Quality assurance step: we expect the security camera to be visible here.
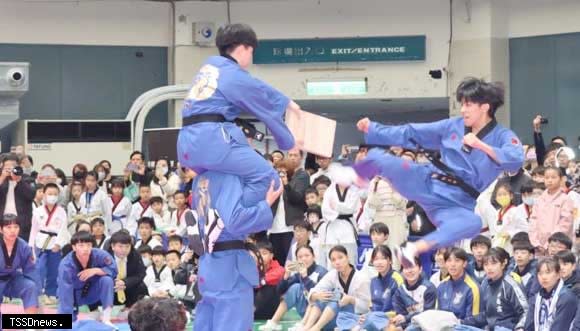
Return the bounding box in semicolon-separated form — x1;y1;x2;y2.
7;68;25;87
0;62;29;98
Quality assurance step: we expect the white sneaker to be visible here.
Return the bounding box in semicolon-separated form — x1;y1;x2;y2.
288;322;304;331
258;319;282;331
396;242;417;269
101;320;119;331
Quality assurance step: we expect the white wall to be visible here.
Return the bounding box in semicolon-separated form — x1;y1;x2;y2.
0;0;170;46
509;0;580;38
175;0;451;100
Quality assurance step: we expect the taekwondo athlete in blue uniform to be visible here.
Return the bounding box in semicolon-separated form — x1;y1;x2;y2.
191;173;283;331
57;231;118;329
0;214;38;329
178;23;303;208
333;77;524;267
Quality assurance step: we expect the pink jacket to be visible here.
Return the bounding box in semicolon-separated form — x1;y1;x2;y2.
529;189;575;250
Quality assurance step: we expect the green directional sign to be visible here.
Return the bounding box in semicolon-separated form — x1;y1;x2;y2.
254;35;426;64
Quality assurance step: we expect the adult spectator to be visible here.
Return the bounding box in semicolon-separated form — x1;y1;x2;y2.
0;153;36;241
129;151;153;186
128;297;188;331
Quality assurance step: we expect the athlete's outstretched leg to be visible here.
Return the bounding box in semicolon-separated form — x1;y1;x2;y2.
421;206;482;250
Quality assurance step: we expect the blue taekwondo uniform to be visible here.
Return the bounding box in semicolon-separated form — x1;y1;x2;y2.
178;55;295;208
191;171;275;331
0;237;37;308
353;117;524;248
57;248;117;320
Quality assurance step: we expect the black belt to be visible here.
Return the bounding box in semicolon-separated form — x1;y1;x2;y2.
431;173;480;200
331;214;360;245
212;240;267;286
337;214;354;221
182;114;231;126
40;230;57;236
212;240;246;252
0;274;11;281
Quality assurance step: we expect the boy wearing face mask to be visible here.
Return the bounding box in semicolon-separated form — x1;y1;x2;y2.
29;183;70;305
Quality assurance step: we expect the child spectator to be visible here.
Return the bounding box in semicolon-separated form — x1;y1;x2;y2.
392;256;437;329
169;191;189;236
143;246;174;298
168;234;193;263
530;166;574;255
511;241;537;297
254;241;285;320
360;222;389;280
260;245;328;331
304;187;319;207
128;185;153;237
555;250;580;297
287;221;313;262
79;171;111;233
467;235;491;284
306;205;327;268
135;217;162;249
165;250;187;299
524;257;578;330
430;248;450;288
32;183;44;209
108;230;147;309
138;245;153;268
90;217;108;250
436;248;482;321
150;196;170;233
66;181;84;234
28;183;69;305
108;178;132;234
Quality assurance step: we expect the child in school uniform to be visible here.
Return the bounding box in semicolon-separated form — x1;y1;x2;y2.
29;183;70;305
286;221;314;263
360;222;389;280
108;179;132;235
128;185;154;238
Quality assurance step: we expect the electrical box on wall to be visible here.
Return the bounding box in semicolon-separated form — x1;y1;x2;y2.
194;22;216;47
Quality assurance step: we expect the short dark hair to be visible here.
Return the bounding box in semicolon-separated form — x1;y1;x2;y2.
482;247;510;270
470;235;491;250
138;245;153;255
128;297;188;331
85;171;98;180
130;151;144;160
43;183;60;193
512;241;535;254
548;232;573;250
369;222;390;236
168;235;183;244
305;187;318;196
149;196;164;205
537;256;560;273
544;166;564;178
306;205;322;219
400;256;422;269
75;220;91;233
444;247;469;262
110;231;133;245
551;136;568;145
510;232;531;245
531;166;545;176
555;250;576;264
111;178;125;188
328;245;349;259
215;23;258;56
166;250;181;259
151;245;165;256
371;245;392;262
295;244;315;257
257;241;274;254
173;190;186;198
520;181;536;194
138;217;156;230
90;217;105;227
312;175;331;188
71;231;94;246
293;221;312;232
35;183;45;191
456;77;505;116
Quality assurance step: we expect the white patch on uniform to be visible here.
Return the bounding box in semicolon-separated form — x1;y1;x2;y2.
188;64;219;101
309;272;320;283
453;291;464;305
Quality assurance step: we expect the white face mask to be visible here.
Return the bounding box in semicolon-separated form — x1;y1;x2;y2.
142;257;151;267
522;196;536;206
98;172;106;181
160;167;169;175
56;178;62;185
45;195;59;205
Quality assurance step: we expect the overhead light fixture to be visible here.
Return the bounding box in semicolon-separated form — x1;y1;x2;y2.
306;78;367;96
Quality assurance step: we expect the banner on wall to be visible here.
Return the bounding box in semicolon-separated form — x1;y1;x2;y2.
254;35;426;64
